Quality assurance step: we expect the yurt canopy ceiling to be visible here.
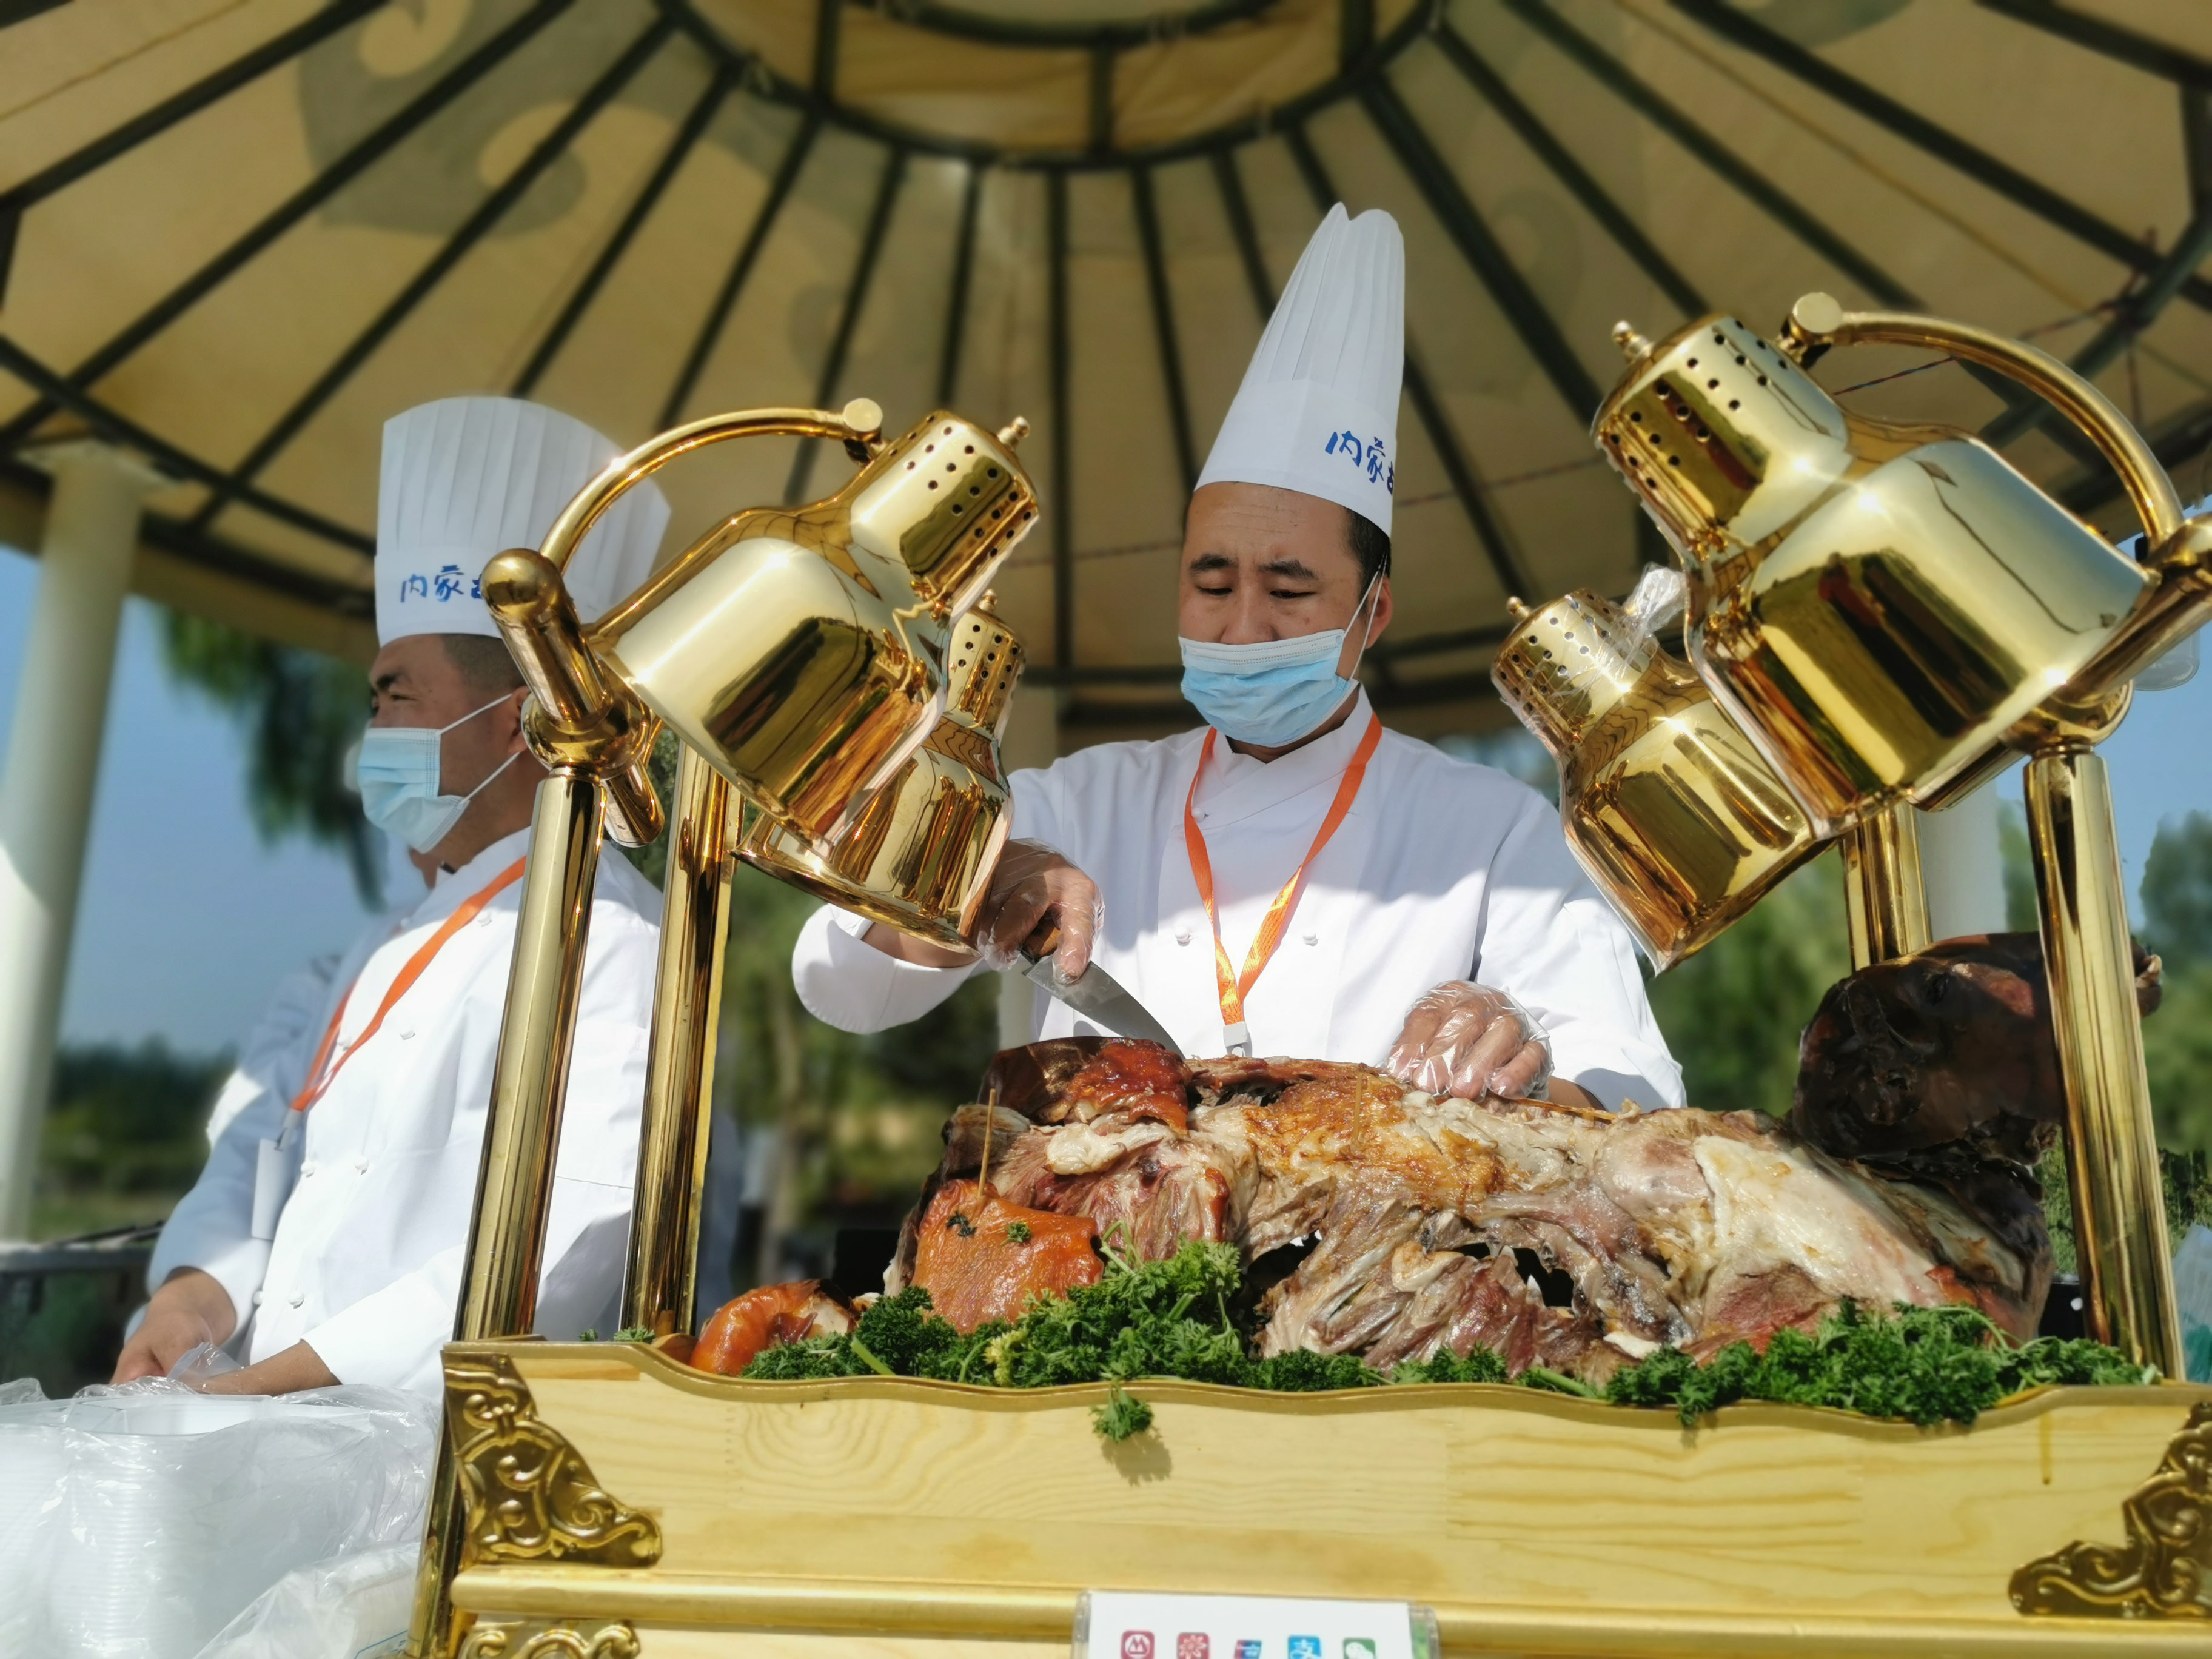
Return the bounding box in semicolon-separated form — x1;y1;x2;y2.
2;0;2209;736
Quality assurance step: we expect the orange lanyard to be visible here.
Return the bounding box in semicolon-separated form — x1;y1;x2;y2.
1182;713;1381;1054
289;857;526;1113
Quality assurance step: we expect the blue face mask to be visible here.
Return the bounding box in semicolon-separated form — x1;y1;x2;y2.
354;694;519;853
1178;576;1379;749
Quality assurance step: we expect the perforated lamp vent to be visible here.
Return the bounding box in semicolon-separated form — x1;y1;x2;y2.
1492;591;1655;756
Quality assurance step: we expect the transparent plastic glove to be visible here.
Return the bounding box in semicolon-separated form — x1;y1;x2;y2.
973;839;1107;980
167;1342;243;1389
1385;980;1552;1101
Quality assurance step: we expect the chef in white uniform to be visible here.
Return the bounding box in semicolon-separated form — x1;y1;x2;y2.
116;398;670;1397
794;207;1682;1114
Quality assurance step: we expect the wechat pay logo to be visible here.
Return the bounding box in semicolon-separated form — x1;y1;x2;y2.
1343;1641;1377;1659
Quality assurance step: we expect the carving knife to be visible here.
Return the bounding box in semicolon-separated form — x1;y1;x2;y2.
1017;922;1181;1051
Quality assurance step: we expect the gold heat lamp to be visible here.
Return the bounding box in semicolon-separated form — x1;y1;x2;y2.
407;401;1040;1658
1558;295;2212;1381
737;594;1023;951
1491;577;1825;970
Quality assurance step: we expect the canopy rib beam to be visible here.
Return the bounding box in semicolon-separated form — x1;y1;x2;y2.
1283;125;1529;596
0;0;388;297
650;0;1433;173
514;63;734;399
786;147;911;504
1358;81;1601;420
936;164;985;406
0;338;371;553
189;18;677;534
1974;1;2212;92
1132;166;1199;493
1049;170;1074;671
1211;149;1276;316
659;112;822;429
1667;0;2212;313
1983;205;2212;450
1;0;574;454
1499;0;1915;308
1431;22;1707;318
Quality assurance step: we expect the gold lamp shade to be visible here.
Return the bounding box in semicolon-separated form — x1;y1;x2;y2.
1493;586;1823;970
1593;310;2150;837
585;409;1037;850
736;597;1024;954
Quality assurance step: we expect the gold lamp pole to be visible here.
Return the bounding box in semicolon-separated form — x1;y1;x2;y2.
1773;295;2207;1373
1552;293;2212;1376
407;398;1042;1658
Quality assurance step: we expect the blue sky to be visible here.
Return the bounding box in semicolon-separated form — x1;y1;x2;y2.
0;546;398;1051
0;540;2208;1054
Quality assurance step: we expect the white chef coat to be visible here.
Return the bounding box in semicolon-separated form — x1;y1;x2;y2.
149;826;663;1396
793;690;1683;1109
201;950;346;1148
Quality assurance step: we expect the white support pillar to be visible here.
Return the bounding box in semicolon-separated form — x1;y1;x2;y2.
1917;779;2011;943
996;683;1062;1051
0;444;157;1239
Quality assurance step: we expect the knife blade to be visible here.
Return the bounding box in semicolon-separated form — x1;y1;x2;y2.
1018;923;1181;1051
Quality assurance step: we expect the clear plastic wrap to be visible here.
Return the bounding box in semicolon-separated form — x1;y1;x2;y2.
1384;980;1553;1102
0;1378;434;1659
192;1543;417;1659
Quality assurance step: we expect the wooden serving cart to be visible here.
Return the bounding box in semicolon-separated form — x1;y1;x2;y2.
435;1343;2212;1657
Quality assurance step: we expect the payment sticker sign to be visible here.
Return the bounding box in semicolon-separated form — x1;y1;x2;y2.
1082;1594;1420;1659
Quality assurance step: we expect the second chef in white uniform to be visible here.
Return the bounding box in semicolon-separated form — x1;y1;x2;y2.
794;207;1681;1114
118;398;670;1396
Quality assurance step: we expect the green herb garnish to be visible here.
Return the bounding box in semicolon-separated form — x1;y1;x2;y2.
739;1241;2149;1439
1007;1221;1033;1244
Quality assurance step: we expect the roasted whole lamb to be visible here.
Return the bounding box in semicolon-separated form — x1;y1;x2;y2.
702;935;2120;1384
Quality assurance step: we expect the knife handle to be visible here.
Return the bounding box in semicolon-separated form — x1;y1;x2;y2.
1021;919;1061;965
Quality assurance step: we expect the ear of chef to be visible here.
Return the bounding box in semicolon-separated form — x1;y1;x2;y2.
1181;480;1393;671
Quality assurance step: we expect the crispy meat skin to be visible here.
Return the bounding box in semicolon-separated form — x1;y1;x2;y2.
890;1035;2049;1382
910;1179;1104;1333
692;1280;854;1375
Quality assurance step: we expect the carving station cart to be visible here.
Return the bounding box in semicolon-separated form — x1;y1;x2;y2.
409;298;2212;1658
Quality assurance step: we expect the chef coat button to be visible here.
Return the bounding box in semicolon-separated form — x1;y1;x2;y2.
300;1161;317;1177
400;1028;415;1040
251;1290;264;1307
1303;930;1319;946
353;1156;369;1173
1175;930;1193;945
289;1292;305;1308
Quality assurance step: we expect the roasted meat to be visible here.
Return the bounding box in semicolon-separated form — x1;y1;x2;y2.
910;1178;1104;1332
886;1035;2051;1384
693;1279;855;1375
706;943;2081;1384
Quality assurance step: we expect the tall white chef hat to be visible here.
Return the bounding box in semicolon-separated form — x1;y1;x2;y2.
1195;204;1404;535
375;396;671;645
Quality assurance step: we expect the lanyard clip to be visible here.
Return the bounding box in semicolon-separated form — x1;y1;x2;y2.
1223;1020;1252;1057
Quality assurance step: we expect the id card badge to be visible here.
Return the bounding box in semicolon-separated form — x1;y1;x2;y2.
251;1114;301;1241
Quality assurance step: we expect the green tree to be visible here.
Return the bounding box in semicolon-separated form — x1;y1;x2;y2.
161;613;383;907
1645;852;1852;1116
2142;812;2212;973
2140;814;2212;1153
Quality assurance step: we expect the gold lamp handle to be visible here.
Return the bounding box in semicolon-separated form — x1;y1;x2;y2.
1777;293;2182;548
537;399;886;575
